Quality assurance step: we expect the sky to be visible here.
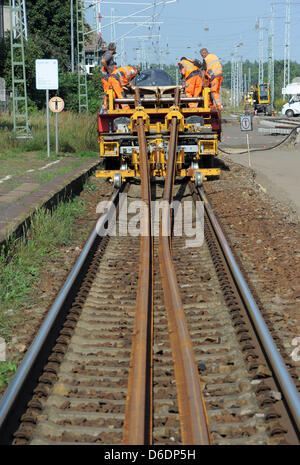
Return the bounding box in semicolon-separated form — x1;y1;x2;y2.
86;0;300;66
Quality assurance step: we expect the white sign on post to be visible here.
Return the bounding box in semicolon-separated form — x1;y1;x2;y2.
36;59;59;157
36;59;59;90
240;115;253;168
240;115;252;131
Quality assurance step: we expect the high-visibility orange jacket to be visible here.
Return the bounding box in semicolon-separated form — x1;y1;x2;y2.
177;59;201;80
115;66;138;86
203;54;223;81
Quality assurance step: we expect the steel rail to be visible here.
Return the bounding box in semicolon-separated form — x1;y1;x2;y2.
123;115;153;444
158;89;211;445
197;186;300;435
0;189;122;444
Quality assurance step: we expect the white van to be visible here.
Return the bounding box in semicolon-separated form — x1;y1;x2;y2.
282;95;300;117
282;83;300;117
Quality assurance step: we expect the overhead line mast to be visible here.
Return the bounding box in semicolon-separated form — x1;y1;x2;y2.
283;0;291;89
10;0;30;138
76;0;88;112
268;4;275;105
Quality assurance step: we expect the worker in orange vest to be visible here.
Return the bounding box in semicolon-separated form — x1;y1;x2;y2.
101;42;117;91
100;42;117;111
177;58;203;107
108;66;140;109
194;48;223;110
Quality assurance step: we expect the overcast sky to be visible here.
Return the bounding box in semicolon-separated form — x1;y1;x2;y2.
87;0;300;66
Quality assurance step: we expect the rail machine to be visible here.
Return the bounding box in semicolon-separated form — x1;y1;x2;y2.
95;69;222;187
244;83;273;116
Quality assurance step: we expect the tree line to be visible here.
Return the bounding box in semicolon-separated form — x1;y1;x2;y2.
0;0;102;112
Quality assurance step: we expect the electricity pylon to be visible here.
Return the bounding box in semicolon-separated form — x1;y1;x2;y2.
10;0;31;138
76;0;88;112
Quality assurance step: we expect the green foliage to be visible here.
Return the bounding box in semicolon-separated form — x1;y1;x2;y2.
0;110;99;153
0;197;86;340
0;1;105;114
87;68;103;113
25;0;75;71
274;97;286;111
0;362;17;390
58;72;78;112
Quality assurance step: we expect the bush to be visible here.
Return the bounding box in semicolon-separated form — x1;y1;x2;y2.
274;97;286;111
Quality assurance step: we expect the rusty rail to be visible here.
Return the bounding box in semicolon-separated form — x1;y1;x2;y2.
158;88;211;445
123;106;153;444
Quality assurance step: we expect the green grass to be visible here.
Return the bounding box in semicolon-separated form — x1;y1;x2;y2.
0;197;86;342
32;159;87;184
0;111;99;155
0;361;17;391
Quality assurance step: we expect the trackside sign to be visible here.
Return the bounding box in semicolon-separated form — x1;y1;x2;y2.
240;115;253;131
36;59;59;90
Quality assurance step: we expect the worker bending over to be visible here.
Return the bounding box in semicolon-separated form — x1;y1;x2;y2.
194;48;223;110
108;66;140;109
177;58;202;107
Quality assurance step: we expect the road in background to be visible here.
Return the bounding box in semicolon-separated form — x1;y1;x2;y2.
221;120;300;216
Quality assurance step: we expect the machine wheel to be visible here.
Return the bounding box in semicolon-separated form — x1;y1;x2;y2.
286;109;294;118
186;116;205;126
113;173;122;189
195;172;203;187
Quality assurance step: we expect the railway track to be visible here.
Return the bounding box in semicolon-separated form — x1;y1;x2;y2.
0;105;300;445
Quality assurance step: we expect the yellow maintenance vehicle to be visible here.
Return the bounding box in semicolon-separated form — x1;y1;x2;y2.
244;83;273;116
95;68;221;188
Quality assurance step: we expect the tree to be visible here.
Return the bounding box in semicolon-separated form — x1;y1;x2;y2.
25;0;75;71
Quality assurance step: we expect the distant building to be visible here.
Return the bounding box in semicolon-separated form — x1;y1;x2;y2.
3;5;10;35
85;33;108;74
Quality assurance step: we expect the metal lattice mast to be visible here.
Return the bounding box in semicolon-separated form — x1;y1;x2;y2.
76;0;88;112
110;8;116;43
231;43;243;107
268;4;275;105
231;55;235;106
120;38;125;66
283;0;291;89
71;0;75;72
258;18;264;84
10;0;30;138
234;59;239;106
248;67;251;91
93;0;102;67
237;57;243;104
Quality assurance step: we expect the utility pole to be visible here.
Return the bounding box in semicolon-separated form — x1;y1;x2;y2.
283;0;291;89
10;0;30;138
110;8;116;43
76;0;88;112
231;54;234;106
70;0;75;73
120;38;125;66
71;0;75;72
268;4;275;105
248;67;251;91
258;18;264;84
231;43;243;107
